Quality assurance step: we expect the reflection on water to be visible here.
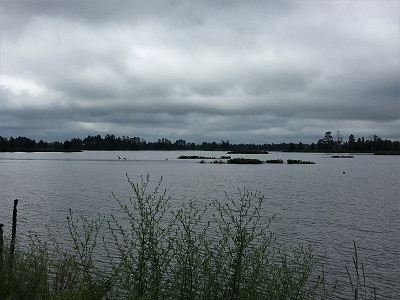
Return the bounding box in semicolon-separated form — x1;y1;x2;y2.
0;151;399;299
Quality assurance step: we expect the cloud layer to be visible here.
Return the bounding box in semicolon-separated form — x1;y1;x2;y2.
1;0;399;143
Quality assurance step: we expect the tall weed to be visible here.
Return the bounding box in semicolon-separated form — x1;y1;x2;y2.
346;241;377;300
108;174;174;299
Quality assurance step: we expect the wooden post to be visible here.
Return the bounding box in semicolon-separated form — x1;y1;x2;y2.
10;199;18;261
0;223;3;269
0;223;3;256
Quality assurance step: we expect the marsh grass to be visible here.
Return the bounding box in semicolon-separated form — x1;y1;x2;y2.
0;174;376;300
227;158;264;164
266;159;284;164
0;237;49;300
287;159;315;164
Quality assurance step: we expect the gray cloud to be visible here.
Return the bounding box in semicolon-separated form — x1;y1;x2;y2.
1;0;399;144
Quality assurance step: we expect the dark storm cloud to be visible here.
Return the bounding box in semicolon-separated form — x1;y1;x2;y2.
1;0;399;143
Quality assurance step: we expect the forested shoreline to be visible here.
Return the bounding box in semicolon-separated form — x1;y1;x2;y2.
0;132;399;153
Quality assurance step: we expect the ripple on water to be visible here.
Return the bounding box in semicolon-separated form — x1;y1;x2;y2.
0;151;399;299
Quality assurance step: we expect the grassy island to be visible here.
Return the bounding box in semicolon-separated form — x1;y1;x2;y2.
178;155;210;159
266;159;284;164
227;158;264;164
179;155;232;160
287;159;315;164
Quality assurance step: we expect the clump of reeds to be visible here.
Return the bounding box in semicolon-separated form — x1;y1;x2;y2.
266;159;284;164
287;159;315;164
0;237;50;299
228;158;264;164
179;155;208;159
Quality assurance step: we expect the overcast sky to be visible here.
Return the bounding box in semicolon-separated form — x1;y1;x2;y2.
1;0;399;144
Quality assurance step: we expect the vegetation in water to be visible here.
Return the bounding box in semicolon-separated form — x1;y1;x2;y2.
178;155;210;159
227;158;264;164
266;159;284;164
0;175;378;300
287;159;315;164
178;155;230;160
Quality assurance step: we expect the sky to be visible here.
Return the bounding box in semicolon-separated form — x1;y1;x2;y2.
0;0;399;144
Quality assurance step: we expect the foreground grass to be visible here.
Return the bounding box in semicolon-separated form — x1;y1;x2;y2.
0;175;376;300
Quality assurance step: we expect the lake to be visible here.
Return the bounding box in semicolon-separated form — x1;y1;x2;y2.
0;151;399;299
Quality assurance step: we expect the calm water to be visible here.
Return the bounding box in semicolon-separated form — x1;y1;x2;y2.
0;151;399;299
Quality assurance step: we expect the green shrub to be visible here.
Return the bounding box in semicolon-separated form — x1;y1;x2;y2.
0;238;49;300
109;174;174;299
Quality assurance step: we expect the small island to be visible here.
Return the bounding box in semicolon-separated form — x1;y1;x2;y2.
227;158;264;164
287;159;315;164
266;159;284;164
178;155;231;160
178;155;211;159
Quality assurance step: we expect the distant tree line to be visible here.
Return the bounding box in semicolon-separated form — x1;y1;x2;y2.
312;131;400;153
0;132;399;153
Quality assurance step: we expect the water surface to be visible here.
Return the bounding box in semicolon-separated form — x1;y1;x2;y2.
0;151;399;299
